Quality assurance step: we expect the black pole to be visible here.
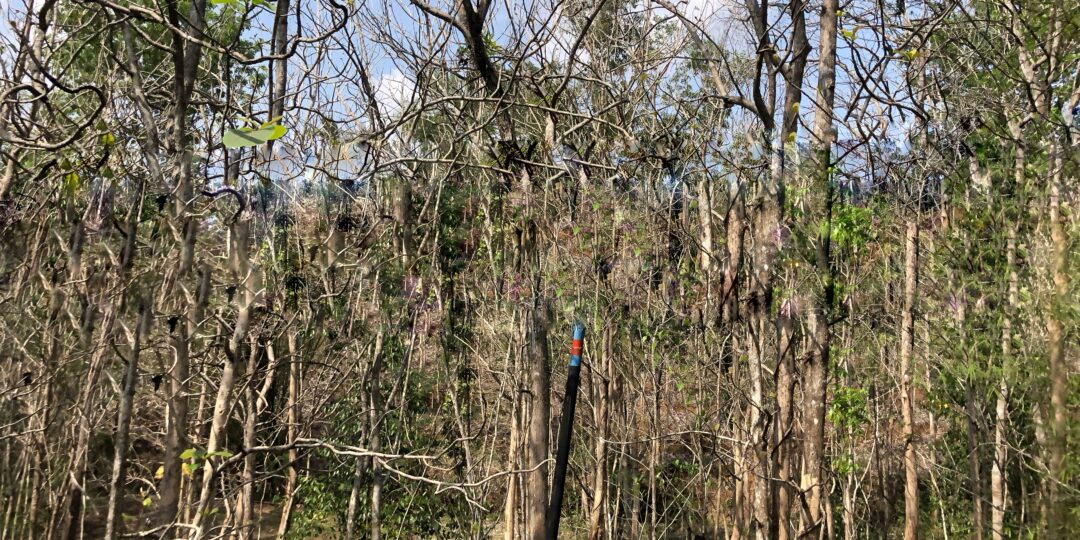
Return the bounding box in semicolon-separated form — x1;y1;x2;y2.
546;322;585;539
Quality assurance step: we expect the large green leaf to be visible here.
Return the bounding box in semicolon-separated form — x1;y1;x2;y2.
222;124;288;149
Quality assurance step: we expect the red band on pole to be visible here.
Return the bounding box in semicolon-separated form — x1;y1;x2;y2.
570;339;583;356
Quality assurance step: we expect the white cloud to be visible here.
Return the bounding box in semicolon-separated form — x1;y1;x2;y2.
373;68;416;118
656;0;736;30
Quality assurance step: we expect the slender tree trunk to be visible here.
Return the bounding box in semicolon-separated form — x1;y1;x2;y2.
104;304;152;540
698;177;715;277
1045;138;1070;539
276;332;301;538
746;182;772;539
966;385;985;540
650;360;662;538
141;0;209;520
900;219;920;540
369;328;384;540
774;12;809;529
59;304;116;540
949;203;985;540
235;340;259;540
190;348;239;538
505;390;522;540
505;318;524;540
992;120;1024;540
801;0;839;533
344;448;368;540
268;0;289;128
962;276;984;540
589;325;612;540
525;293;551;539
346;331;382;540
991;370;1009;540
775;291;796;540
191;209;253;538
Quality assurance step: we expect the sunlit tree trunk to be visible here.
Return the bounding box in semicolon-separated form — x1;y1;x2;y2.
369;330;384;540
103;304;151;540
589;324;612;540
801;0;839;533
900;219;919;540
1045;137;1070;539
524;290;551;539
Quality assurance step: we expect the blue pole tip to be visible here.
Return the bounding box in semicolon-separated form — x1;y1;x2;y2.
569;323;584;367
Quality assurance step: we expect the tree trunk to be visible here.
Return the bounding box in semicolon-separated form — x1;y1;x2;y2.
992;119;1024;540
1045;138;1069;539
588;324;612;540
346;331;382;540
58;304;116;540
775;290;796;540
801;0;839;533
276;333;301;538
900;219;919;540
369;327;385;540
966;385;985;540
103;304;151;540
189;348;240;538
505;392;522;540
191;210;254;538
235;340;259;540
525;294;551;539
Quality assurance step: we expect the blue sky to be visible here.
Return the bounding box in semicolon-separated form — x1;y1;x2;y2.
0;0;922;184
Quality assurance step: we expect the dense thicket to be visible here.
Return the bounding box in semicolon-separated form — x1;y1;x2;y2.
0;0;1076;538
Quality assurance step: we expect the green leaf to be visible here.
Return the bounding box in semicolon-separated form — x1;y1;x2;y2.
62;172;80;196
180;448;198;460
267;124;287;140
142;497;153;508
222;124;287;148
223;129;262;148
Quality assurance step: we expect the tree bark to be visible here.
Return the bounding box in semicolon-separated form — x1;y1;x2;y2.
588;324;612;540
801;0;839;533
992;117;1025;540
966;385;985;540
369;328;385;540
276;333;301;538
190;206;253;538
900;219;919;540
525;294;551;539
103;303;152;540
1045;138;1070;539
346;331;382;540
233;340;259;540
